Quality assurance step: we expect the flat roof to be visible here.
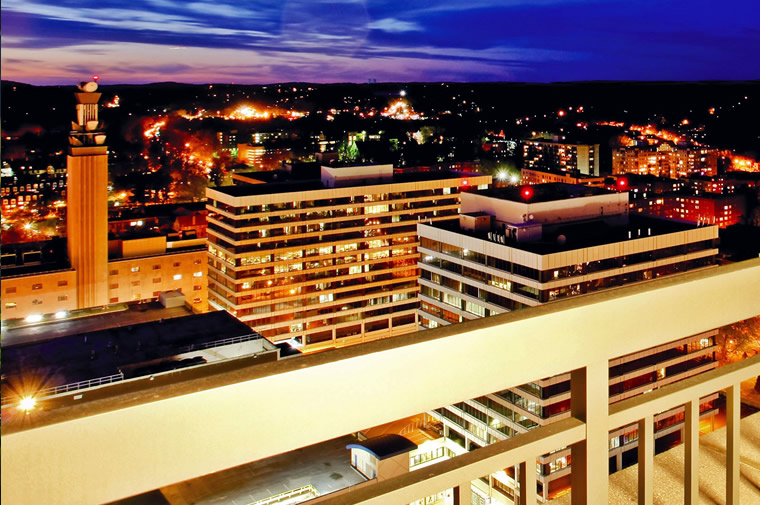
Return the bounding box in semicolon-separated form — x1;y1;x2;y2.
1;310;257;396
213;169;485;197
476;183;613;204
347;434;417;459
428;214;708;255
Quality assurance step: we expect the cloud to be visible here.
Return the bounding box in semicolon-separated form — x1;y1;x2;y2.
368;18;423;33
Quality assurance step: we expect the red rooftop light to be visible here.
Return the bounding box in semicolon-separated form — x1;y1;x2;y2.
522;186;534;199
617;178;628;189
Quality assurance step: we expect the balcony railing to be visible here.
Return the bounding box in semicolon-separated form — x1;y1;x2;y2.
1;258;759;505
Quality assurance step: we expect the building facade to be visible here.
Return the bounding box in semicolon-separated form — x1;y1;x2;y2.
205;164;491;352
522;141;600;176
612;145;718;178
416;184;720;501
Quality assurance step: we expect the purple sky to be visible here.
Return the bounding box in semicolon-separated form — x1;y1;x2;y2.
2;0;759;85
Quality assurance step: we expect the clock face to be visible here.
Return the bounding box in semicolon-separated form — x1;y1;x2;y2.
83;81;98;92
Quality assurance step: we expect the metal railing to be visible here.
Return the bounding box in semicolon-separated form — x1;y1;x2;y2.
248;484;320;505
0;372;124;407
177;332;264;353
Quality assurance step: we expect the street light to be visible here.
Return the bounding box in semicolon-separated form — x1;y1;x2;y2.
18;396;36;413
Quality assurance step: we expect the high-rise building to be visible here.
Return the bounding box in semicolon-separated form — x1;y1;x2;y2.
205;163;491;352
522;140;600;176
416;184;720;501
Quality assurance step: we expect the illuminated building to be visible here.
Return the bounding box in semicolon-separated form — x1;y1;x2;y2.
657;193;746;228
237;143;292;170
612;145;718;178
417;184;719;501
66;81;110;308
522;140;600;176
521;167;606;187
205;163;491;352
1;83;208;320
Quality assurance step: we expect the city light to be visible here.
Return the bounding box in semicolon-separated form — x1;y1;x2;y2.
54;311;68;319
18;396;37;413
25;314;43;323
521;186;534;200
495;170;508;182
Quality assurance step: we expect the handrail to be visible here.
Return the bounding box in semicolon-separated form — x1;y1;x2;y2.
0;372;125;406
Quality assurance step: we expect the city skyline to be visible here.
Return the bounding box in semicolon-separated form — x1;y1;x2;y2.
2;0;759;85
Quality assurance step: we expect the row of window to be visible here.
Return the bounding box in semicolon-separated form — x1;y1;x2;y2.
109;258;203;275
5;295;69;308
6;280;68;293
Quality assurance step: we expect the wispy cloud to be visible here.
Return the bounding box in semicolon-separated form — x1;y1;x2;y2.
368;18;423;33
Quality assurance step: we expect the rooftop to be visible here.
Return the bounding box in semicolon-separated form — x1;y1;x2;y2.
212;168;484;197
1;309;258;397
429;214;707;255
476;183;613;204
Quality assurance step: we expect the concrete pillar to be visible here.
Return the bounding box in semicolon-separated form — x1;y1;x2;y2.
637;415;653;505
454;481;473;505
616;452;622;472
684;398;699;505
519;460;536;505
726;384;740;505
570;363;608;505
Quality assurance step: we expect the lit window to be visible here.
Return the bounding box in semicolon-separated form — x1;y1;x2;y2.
5;302;16;309
131;266;140;273
173;274;182;280
32;283;42;290
193;285;202;291
193;271;202;277
193;297;202;304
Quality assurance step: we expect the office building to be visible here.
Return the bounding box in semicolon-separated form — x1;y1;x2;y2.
205;163;491;352
417;184;720;501
523;140;600;176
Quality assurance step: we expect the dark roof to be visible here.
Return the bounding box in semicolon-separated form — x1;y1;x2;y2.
477;183;612;203
431;214;705;256
347;434;417;459
212;169;483;197
1;310;257;392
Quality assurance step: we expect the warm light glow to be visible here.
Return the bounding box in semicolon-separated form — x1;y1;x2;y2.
54;311;68;319
522;186;534;199
25;314;43;323
18;397;37;412
381;99;421;120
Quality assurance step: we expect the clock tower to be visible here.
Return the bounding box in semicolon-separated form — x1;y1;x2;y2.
67;81;109;308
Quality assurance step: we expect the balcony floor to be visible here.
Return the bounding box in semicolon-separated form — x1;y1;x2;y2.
555;409;760;505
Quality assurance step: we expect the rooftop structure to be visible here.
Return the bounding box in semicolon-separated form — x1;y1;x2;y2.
1;309;280;408
205;164;491;352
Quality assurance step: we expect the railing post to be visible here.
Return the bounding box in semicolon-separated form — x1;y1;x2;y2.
570;363;608;505
726;384;740;505
684;398;699;505
453;480;472;505
637;415;653;505
518;460;536;505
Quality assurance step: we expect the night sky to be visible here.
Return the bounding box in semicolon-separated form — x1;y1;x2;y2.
2;0;759;85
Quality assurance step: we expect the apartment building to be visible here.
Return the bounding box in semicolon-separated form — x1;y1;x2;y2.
205;163;491;352
416;184;720;501
522;140;600;176
612;144;718;178
521;167;606;187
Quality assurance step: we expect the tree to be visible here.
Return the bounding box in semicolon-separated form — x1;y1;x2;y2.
338;140;359;162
